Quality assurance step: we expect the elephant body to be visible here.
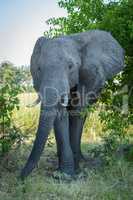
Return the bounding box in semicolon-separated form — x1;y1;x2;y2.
21;30;125;179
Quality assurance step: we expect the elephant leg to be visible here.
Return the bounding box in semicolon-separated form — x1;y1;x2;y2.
69;113;86;170
68;85;87;170
54;128;61;170
54;109;75;175
20;107;56;179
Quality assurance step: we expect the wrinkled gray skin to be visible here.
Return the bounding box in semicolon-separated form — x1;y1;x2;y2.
21;30;125;179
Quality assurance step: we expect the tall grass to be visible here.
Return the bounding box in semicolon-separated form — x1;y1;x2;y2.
0;93;132;200
13;93;103;141
13;93;40;136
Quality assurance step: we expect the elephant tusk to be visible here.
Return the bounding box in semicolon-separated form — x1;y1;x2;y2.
26;96;41;108
60;94;69;107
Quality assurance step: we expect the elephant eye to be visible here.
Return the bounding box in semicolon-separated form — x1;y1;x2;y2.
69;64;73;70
38;67;41;72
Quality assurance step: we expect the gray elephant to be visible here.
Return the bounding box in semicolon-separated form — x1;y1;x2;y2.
21;30;125;179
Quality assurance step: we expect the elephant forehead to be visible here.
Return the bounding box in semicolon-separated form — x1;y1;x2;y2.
42;38;80;60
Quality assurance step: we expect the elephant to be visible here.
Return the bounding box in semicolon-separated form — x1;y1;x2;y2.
21;30;125;179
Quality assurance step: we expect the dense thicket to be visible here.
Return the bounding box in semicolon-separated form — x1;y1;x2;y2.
45;0;133;109
45;0;133;155
0;62;31;154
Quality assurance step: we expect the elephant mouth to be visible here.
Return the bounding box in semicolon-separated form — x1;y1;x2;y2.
60;94;69;107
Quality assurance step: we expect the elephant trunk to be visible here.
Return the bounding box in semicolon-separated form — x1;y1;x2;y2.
20;106;57;179
21;81;69;179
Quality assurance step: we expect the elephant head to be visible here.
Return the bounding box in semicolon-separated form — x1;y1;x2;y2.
30;36;82;106
21;30;125;179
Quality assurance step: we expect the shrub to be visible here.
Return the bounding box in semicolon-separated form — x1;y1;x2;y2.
0;62;22;155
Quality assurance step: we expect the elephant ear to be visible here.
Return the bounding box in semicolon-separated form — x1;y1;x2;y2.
30;36;48;91
79;31;125;98
30;36;47;74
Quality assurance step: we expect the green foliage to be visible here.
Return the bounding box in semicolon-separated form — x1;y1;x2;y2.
99;0;133;55
45;0;105;37
0;62;22;155
16;66;33;92
45;0;133;158
99;0;133;112
45;0;133;106
97;79;133;161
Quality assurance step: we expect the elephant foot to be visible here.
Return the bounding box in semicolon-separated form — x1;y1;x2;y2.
20;168;31;181
56;160;75;180
74;158;80;172
79;152;88;161
73;153;80;171
57;154;75;176
20;161;36;180
60;161;75;176
52;170;74;181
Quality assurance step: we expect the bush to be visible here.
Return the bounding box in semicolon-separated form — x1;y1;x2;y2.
0;62;23;155
98;76;133;162
45;0;133;161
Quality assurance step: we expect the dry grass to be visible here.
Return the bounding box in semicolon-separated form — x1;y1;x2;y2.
0;144;133;200
0;93;133;200
13;93;103;140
